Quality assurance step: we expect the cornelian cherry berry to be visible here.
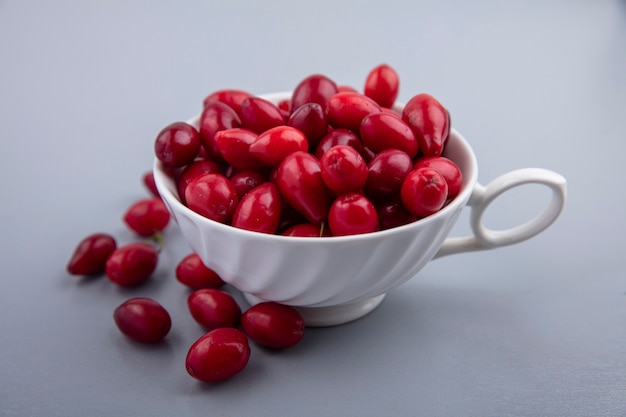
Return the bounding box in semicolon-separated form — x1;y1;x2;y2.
401;167;449;218
67;233;117;276
175;253;225;289
185;173;239;223
402;93;450;157
241;302;305;349
105;242;158;287
198;101;241;163
113;298;171;344
364;149;413;201
326;92;381;131
187;288;242;330
229;170;266;199
203;89;252;118
328;193;379;236
287;103;328;149
186;328;250;383
249;126;308;166
291;74;338;110
214;128;266;172
123;198;170;237
413;156;463;199
360;112;418;158
154;122;201;168
320;145;368;195
142;172;160;198
231;182;282;234
364;64;400;108
177;159;222;203
239;96;285;133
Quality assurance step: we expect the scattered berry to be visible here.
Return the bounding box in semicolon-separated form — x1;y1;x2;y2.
113;298;171;343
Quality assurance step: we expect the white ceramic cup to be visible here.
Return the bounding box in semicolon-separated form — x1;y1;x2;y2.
153;92;567;327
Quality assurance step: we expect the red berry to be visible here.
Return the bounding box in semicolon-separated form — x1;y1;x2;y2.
249;125;308;166
105;242;158;287
185;173;239;223
400;167;448;217
402;93;450;157
229;170;267;199
359;112;418;158
113;298;171;343
123;198;170;237
187;289;242;330
314;128;363;160
413;156;463;199
239;96;286;133
231;182;282;234
175;253;225;289
177;159;222;203
320;145;368;195
276;151;332;224
213;128;266;172
67;233;117;275
241;302;305;349
291;74;338;110
328;193;379;236
364;149;413;201
326;92;381;132
198;102;241;163
364;64;400;108
142;172;160;198
286;103;328;149
202;89;252;118
376;200;417;230
154;122;201;168
185;328;250;383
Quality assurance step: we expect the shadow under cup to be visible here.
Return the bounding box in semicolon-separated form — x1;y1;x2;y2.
153;95;480;326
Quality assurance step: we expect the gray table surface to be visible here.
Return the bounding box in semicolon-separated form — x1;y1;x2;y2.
1;1;625;416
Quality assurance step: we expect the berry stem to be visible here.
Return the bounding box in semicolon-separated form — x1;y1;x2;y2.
146;231;164;253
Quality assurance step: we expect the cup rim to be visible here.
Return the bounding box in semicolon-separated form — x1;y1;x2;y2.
153;93;479;244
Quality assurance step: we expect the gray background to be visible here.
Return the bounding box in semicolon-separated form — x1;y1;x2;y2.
1;1;625;416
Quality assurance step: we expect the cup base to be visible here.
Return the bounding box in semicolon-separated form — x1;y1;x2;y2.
242;293;387;327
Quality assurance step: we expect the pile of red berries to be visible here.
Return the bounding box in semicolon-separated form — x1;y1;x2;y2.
156;64;462;237
66;63;463;383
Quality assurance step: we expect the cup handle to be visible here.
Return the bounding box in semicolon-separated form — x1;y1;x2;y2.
434;168;567;259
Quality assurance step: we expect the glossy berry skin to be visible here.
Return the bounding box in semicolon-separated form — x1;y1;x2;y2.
214;128;266;172
67;233;117;275
359;112;418;158
241;302;305;349
249;126;308;166
314;128;363;160
287;103;328;149
231;182;282;234
185;173;239;224
105;243;158;287
229;170;266;199
291;74;338;110
177;159;222;203
328;193;379;236
326;92;381;132
320;145;368;195
364;149;413;201
185;328;251;383
376;200;417;230
154;122;201;168
199;101;241;163
402;93;450;157
401;167;449;218
113;298;171;344
276;151;332;224
239;96;286;133
123;198;170;237
364;64;400;108
202;89;252;118
281;223;332;237
142;172;160;198
175;253;225;289
187;289;242;330
413;156;463;199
